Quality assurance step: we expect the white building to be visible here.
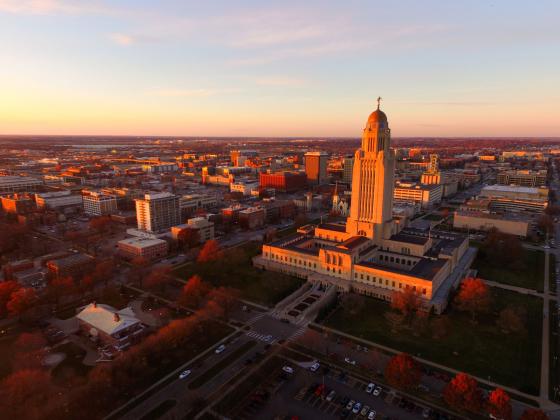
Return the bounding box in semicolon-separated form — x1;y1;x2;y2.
35;190;83;210
83;192;118;216
180;194;218;215
393;183;443;209
230;181;259;196
142;163;179;173
135;192;181;233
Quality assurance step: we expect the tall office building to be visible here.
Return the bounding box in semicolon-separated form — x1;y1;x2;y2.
135;192;181;233
304;151;329;185
83;192;118;216
342;156;354;185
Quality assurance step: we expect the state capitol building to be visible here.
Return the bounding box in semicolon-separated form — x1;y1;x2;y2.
254;104;476;313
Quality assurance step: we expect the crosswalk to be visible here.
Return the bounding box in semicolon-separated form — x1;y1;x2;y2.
246;330;277;344
246;312;267;325
287;325;308;342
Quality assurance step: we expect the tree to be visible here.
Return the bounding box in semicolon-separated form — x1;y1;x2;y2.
384;353;421;391
207;286;240;319
482;230;523;267
0;280;21;318
443;372;483;413
486;388;512;420
391;288;421;325
455;278;492;323
7;287;39;318
496;305;527;335
537;215;554;234
520;408;549;420
0;369;53;419
13;332;47;370
178;275;211;308
48;276;75;304
177;227;200;249
143;267;171;293
92;259;115;286
89;216;112;233
197;239;223;263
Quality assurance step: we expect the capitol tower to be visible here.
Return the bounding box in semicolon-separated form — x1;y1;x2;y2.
346;98;396;242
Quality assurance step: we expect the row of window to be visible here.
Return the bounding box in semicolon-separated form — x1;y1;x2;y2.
266;252;318;269
354;271;427;295
378;253;414;266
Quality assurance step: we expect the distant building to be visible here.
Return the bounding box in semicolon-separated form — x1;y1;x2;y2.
135;192;181;233
342;156;354;185
497;170;547;187
117;237;168;260
304;151;329;185
394;182;443;209
76;303;146;350
141;163;179;173
0;194;36;215
230;181;259;196
259;171;306;193
46;253;95;278
0;176;42;193
239;207;266;229
35;191;83;210
83;192;118;216
453;210;530;237
180;194;218;216
171;217;215;243
230;150;258;167
480;185;549;214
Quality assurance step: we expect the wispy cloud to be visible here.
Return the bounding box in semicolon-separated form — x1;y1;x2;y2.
255;77;306;87
148;88;242;98
0;0;114;15
109;33;134;46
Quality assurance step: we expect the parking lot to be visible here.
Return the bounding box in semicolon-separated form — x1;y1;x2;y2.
251;360;455;420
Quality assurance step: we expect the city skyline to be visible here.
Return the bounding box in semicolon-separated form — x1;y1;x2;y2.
1;0;559;137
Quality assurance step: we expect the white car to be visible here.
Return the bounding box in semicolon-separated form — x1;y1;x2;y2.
368;410;377;420
352;402;362;414
366;383;375;393
282;366;294;374
344;357;356;365
215;344;226;354
309;362;320;372
179;369;191;379
373;386;382;397
326;390;336;401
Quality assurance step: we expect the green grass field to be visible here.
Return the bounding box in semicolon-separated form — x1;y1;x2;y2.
324;287;543;395
473;246;545;291
173;242;304;306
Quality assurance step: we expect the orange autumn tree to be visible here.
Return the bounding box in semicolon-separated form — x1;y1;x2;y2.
178;275;211;308
197;239;223;263
391;288;421;325
384;353;421;391
443;372;483;413
486;388;512;420
455;277;491;323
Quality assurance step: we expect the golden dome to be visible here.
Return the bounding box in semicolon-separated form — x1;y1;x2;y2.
367;108;387;123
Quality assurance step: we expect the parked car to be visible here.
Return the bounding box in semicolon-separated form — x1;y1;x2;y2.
346;400;355;410
215;344;226;354
366;383;375;393
310;362;320;372
368;410;377;420
326;390;336;401
361;405;370;416
282;366;294;374
344;357;356;365
352;402;362;414
373;386;382;397
179;369;191;379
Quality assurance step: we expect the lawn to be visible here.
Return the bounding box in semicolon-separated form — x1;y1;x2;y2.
324;287;543;395
173;241;304;306
473;246;545;291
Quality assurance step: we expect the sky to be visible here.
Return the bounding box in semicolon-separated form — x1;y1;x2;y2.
0;0;559;138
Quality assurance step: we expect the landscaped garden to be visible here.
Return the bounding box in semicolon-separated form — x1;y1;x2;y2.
173;241;304;306
323;287;543;395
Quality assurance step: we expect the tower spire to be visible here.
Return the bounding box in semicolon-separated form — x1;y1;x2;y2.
377;96;382;110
